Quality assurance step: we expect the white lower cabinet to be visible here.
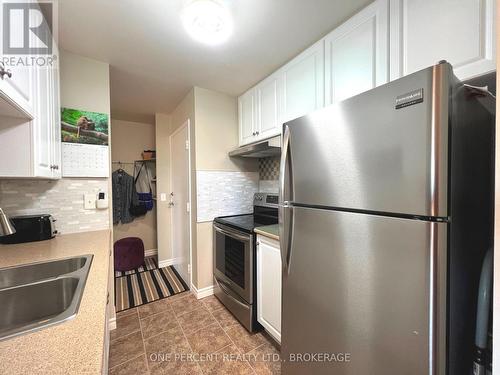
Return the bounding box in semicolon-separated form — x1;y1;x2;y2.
256;235;281;343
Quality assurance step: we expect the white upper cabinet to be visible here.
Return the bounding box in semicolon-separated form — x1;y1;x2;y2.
51;46;62;179
238;89;256;146
325;0;389;104
239;71;282;146
237;0;495;143
256;73;281;140
0;4;61;179
33;40;60;179
279;40;325;123
389;0;496;81
0;0;34;118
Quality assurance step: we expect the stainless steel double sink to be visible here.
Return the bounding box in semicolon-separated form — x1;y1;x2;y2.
0;254;93;341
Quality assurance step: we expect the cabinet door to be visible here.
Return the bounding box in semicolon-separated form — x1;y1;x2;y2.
0;0;34;117
280;41;324;123
255;73;281;140
257;236;282;343
238;89;256;146
325;0;389;104
50;42;61;178
390;0;496;80
32;63;53;178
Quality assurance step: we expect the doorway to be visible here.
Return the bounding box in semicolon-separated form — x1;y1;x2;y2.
170;119;192;286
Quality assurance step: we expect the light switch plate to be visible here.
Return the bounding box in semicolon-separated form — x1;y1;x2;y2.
84;194;96;210
160;193;167;202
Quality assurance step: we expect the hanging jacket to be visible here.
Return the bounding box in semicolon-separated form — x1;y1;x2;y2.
112;169;138;224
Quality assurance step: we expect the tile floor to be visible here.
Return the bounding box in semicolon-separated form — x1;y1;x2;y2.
109;291;281;375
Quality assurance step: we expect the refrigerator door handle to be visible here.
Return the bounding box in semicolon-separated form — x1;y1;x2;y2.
279;125;293;272
279;125;291;205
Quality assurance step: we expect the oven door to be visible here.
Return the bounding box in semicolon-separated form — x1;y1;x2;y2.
213;223;253;304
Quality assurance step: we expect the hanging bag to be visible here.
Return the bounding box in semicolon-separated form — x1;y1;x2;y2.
134;162;154;211
129;163;148;217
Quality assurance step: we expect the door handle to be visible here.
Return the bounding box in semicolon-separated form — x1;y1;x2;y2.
214;224;252;243
279;125;293;273
215;278;249;309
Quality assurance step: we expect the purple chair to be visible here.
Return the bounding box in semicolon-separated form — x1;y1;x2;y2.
114;237;145;272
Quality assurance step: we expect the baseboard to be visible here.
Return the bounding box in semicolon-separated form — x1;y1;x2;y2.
191;283;214;299
109;317;116;331
145;248;158;257
158;257;182;268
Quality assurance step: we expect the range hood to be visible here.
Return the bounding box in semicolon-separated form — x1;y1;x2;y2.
229;136;281;158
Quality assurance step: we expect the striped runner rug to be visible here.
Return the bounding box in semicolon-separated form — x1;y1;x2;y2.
115;265;189;312
114;256;157;277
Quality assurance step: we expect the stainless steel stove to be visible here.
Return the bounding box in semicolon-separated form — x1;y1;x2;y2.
213;193;278;332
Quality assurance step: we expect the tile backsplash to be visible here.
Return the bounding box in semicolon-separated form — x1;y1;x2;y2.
0;178;110;234
196;171;259;222
259;156;280;180
259;156;280;193
259;180;279;194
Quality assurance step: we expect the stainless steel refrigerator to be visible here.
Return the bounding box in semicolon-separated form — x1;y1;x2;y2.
279;62;494;375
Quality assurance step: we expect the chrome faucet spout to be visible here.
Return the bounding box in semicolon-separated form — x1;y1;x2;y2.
0;208;16;236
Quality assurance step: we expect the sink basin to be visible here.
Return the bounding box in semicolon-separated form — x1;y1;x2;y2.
0;278;79;337
0;255;93;341
0;256;89;289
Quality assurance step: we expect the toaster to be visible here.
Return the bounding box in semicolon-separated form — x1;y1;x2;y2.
0;214;57;244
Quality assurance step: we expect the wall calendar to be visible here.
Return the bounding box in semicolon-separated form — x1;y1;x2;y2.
60;107;110;178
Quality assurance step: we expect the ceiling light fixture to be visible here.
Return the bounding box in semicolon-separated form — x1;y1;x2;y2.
181;0;233;46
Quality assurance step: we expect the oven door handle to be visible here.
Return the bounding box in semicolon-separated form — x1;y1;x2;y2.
215;277;249;308
214;225;252;243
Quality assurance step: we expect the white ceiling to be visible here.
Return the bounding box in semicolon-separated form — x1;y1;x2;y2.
58;0;372;121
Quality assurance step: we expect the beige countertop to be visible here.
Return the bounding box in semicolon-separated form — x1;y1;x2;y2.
0;230;111;375
255;224;279;241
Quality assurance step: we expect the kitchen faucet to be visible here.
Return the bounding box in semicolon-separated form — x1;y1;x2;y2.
0;208;16;236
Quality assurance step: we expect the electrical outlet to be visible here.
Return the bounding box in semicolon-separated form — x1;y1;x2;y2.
84;194;96;210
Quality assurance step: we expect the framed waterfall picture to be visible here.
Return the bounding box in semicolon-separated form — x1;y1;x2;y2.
60;108;110;177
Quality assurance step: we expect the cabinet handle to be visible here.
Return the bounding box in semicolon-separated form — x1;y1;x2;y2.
50;165;54;170
0;63;12;79
256;131;260;135
252;132;255;136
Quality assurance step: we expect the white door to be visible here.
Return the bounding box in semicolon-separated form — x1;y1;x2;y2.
257;235;282;343
325;0;389;104
279;40;325;123
170;121;191;285
389;0;496;81
255;73;281;140
238;90;256;146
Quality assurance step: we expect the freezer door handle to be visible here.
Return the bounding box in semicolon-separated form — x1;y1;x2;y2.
279;125;293;273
